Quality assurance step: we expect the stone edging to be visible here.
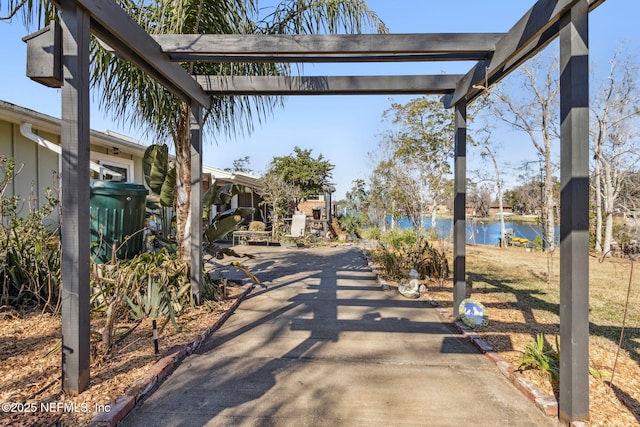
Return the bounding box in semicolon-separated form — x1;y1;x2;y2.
361;248;567;423
434;305;559;417
87;282;254;427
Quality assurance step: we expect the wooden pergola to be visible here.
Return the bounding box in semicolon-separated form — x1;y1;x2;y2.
39;0;602;423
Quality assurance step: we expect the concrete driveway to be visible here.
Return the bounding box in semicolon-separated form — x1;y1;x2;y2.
120;244;558;427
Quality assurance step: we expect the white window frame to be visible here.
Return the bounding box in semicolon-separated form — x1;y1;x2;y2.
90;151;134;181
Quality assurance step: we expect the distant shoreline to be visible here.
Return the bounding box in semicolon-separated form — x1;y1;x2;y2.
435;213;541;223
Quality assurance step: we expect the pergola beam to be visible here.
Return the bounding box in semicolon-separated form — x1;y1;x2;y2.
196;75;463;95
58;0;210;108
444;0;606;108
153;33;503;63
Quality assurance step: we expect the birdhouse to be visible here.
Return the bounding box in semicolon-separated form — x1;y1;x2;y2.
23;21;62;88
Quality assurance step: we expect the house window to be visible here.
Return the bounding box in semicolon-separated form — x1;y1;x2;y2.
90;152;134;181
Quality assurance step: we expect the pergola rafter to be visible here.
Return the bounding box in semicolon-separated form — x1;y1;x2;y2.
68;0;210;107
151;33;504;63
446;0;606;107
195;75;464;96
38;0;603;423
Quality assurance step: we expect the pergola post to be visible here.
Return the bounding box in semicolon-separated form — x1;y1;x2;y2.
453;102;467;319
190;101;204;303
59;0;91;393
559;0;590;423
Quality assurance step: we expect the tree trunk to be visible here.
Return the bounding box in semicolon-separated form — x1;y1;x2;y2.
545;160;555;250
602;162;616;257
431;205;437;235
542;106;555;252
486;147;506;248
174;102;192;262
603;209;614;256
594;161;603;253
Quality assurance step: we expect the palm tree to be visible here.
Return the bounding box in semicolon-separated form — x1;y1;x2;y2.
89;0;386;261
4;0;385;260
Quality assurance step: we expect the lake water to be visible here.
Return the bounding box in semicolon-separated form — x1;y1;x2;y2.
392;217;559;246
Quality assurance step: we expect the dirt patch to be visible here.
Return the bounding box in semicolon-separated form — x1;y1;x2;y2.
0;283;246;426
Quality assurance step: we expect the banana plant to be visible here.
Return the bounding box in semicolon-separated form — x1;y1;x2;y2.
202;182;252;223
143;144;175;207
204;207;255;244
143;144;256;245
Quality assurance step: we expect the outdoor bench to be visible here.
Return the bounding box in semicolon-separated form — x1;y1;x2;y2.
232;230;272;246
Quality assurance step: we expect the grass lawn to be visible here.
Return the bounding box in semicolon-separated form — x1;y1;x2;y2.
425;243;640;425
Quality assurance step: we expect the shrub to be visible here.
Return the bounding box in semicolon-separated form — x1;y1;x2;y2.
372;228;449;281
91;249;230;352
361;226;381;240
382;228;416;250
518;333;560;383
0;157;61;313
531;235;544;250
337;212;368;237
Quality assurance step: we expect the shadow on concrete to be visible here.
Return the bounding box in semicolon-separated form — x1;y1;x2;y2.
121;246;554;427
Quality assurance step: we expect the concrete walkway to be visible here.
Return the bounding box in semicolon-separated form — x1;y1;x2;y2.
120;245;558;427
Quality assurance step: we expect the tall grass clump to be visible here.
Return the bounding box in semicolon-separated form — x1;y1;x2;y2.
372;228;449;281
0;156;61;313
361;226;381;241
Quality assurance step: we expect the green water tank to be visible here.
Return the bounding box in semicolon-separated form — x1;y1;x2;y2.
90;180;148;263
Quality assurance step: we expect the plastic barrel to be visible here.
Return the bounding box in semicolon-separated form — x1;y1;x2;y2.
90;180;148;263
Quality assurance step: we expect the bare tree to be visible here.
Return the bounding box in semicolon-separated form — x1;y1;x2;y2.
480;145;507;247
257;172;299;238
590;50;640;255
504;177;544;215
467;182;492;218
492;54;559;251
372;96;456;243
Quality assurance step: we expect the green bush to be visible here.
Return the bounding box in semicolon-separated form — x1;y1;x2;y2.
381;228;416;250
337;212;369;237
0;157;61;313
371;228;449;281
518;333;560;383
361;226;381;240
91;249;229;352
91;250;217;325
531;235;544;250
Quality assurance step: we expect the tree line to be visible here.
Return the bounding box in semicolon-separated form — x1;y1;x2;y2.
343;46;640;256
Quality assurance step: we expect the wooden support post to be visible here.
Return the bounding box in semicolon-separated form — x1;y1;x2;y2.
559;0;590;423
190;101;203;303
60;0;90;394
453;102;467;319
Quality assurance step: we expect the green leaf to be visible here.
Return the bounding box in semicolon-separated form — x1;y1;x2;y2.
202;183;252;222
218;247;256;259
160;166;176;207
222;207;255;219
144;144;169;194
205;214;243;243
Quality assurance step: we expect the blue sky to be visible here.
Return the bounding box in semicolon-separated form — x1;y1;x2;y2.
0;0;637;199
